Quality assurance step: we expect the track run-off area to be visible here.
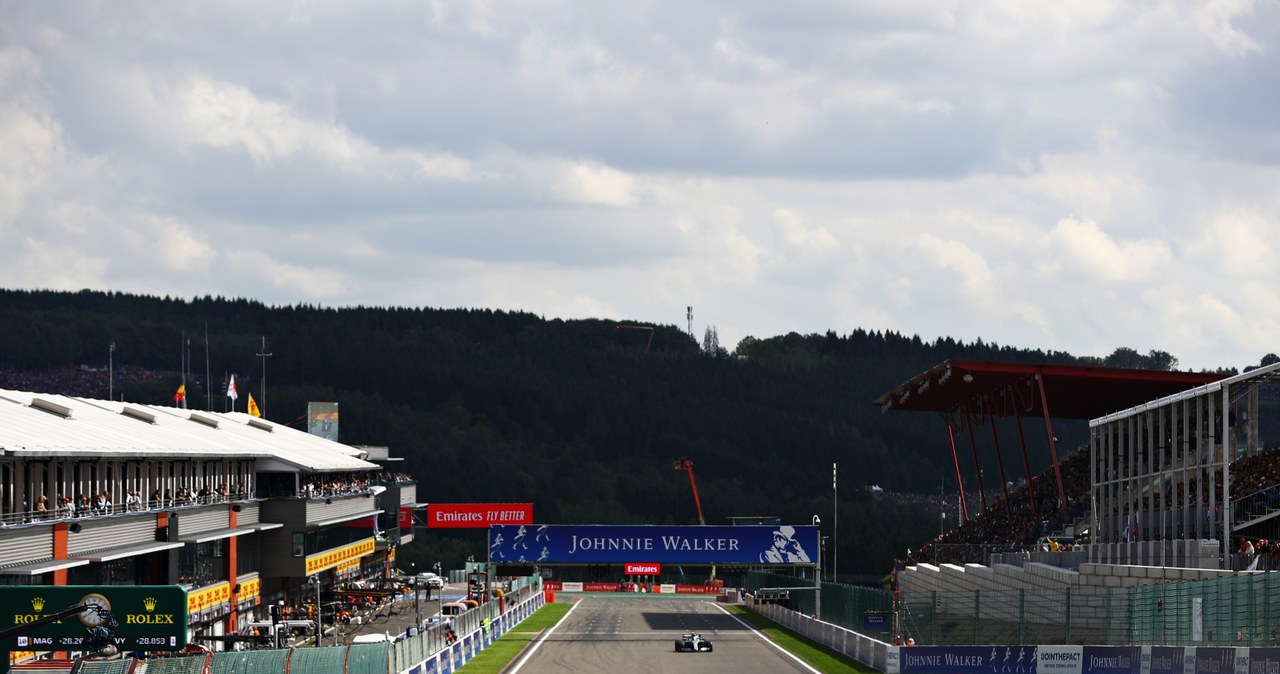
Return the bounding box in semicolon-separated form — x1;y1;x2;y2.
506;594;824;674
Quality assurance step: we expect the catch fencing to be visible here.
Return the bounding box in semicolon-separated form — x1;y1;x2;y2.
899;570;1280;647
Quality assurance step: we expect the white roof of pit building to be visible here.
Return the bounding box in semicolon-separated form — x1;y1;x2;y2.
0;389;379;473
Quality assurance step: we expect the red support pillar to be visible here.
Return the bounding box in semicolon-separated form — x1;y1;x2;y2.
966;412;988;514
1036;373;1068;510
943;414;969;522
1011;399;1040;522
985;400;1013;515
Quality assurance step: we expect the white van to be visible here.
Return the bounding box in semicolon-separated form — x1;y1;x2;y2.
439;601;468;617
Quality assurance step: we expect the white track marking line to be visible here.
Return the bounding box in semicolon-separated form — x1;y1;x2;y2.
708;601;822;674
507;599;583;674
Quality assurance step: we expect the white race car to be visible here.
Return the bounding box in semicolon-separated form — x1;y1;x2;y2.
675;633;714;652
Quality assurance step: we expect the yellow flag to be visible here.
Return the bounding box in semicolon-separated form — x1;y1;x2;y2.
247;393;261;418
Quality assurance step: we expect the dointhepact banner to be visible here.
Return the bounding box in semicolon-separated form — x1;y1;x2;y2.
486;524;819;564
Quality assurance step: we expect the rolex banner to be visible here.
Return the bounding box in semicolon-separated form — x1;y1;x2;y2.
1;585;188;650
486;524;818;565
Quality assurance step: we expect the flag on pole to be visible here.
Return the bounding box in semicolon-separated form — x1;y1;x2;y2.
173;384;186;405
227;374;239;401
247;393;261;418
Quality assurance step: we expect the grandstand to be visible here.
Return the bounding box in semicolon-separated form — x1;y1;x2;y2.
881;360;1280;646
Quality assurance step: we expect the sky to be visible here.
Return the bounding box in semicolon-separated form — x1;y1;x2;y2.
2;1;1279;372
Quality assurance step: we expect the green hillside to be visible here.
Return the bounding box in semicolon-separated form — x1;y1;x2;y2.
0;288;1220;577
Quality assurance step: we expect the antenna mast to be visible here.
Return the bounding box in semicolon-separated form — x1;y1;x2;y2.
256;336;272;418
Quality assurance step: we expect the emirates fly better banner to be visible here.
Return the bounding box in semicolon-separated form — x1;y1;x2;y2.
487;524;819;565
428;503;533;528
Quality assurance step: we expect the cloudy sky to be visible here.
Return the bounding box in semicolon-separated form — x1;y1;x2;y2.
3;1;1279;371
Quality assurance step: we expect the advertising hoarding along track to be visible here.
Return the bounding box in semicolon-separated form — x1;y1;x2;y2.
487;524;819;565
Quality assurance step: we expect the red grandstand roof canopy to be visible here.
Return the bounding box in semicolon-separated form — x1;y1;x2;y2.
873;359;1225;420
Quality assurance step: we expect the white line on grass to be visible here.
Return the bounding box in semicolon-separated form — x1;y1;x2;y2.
507;598;583;674
709;602;822;674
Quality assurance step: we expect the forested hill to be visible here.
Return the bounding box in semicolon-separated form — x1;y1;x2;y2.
0;288;1198;575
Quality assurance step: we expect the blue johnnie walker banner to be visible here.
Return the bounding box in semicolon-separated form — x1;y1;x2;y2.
487;524;819;565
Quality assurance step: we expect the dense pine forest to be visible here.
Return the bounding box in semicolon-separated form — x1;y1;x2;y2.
0;289;1221;578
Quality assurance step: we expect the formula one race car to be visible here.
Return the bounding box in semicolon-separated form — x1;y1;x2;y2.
675;633;714;652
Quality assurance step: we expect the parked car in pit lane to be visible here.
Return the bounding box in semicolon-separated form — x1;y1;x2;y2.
675;633;713;652
416;572;446;590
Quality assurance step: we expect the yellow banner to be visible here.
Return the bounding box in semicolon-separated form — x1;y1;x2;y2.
305;538;375;575
237;577;261;601
187;581;231;613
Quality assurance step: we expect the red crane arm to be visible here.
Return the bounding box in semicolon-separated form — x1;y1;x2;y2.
673;457;705;525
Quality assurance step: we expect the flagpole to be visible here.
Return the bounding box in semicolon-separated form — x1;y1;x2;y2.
180;329;185;409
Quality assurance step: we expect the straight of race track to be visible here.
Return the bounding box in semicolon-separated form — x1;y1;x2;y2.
507;594;822;674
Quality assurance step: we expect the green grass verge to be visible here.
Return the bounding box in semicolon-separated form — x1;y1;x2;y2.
456;601;575;673
723;605;880;674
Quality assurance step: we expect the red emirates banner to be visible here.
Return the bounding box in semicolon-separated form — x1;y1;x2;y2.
625;563;661;575
427;503;534;528
399;507;414;529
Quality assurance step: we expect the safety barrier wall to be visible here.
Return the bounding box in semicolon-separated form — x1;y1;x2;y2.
889;644;1280;673
745;594;1280;674
744;593;891;672
394;575;545;674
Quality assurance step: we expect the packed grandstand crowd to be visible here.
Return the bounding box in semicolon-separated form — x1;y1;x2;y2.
898;447;1091;567
898;442;1280;569
0;365;170;399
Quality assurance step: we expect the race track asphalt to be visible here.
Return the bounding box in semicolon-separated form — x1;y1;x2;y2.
506;594;821;674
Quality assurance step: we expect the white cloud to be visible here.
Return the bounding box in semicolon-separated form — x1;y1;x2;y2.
1182;209;1273;275
713;38;783;74
172;76;471;180
546;160;639;207
1038;217;1172;283
1;1;1279;371
1196;0;1263;57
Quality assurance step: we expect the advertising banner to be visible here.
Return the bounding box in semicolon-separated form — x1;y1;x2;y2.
1246;647;1280;674
400;506;413;529
428;503;533;528
1080;646;1142;674
625;563;661;575
900;645;1035;673
1194;647;1238;674
1147;646;1191;674
307;402;339;442
487;524;819;564
2;585;189;651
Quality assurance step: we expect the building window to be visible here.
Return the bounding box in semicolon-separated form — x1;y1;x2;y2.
292;532;305;557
